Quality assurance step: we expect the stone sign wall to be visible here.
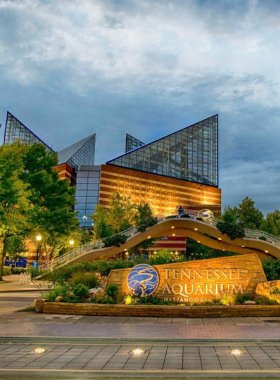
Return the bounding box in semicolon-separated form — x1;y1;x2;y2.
106;253;266;303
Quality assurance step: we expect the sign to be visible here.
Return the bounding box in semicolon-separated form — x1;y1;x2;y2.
107;253;266;303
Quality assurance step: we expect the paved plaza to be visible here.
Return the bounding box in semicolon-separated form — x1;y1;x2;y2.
1;291;280;378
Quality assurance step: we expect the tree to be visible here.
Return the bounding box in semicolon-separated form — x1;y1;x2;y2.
91;193;137;240
134;203;157;232
0;143;31;280
261;211;280;237
221;197;264;230
0;142;81;279
20;143;80;260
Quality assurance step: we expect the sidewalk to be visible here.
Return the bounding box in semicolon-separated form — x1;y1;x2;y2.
0;275;51;293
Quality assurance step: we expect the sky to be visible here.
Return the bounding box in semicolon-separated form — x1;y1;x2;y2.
1;0;280;213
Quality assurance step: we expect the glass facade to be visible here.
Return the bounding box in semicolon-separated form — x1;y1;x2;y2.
108;115;218;187
74;165;101;227
58;134;96;170
4;112;53;151
125;133;145;152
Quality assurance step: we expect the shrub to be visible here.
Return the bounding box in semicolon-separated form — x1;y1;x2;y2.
263;259;280;281
90;295;116;304
26;267;45;279
44;285;70;302
234;294;250;305
216;221;245;240
270;287;280;295
262;298;278;305
3;268;11;276
73;284;89;301
11;268;22;274
65;294;80;303
165;215;177;219
148;249;174;265
258;236;267;241
70;271;99;289
103;234;127;247
105;283;119;299
136;216;158;232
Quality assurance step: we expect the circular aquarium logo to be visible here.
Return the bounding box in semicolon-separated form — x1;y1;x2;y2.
197;209;214;222
127;264;159;297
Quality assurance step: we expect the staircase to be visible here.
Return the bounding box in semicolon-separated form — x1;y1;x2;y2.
40;209;280;271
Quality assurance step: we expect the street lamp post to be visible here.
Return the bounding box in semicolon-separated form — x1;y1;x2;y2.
82;215;87;228
69;240;74;246
36;235;42;268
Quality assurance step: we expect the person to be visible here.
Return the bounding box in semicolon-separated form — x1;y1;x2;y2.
178;205;184;217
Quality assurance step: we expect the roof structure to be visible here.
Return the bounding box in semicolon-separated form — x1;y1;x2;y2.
57;134;96;170
125;133;145;152
4;112;53;151
107;115;218;187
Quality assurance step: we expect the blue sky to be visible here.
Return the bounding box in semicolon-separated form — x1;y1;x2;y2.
1;0;280;213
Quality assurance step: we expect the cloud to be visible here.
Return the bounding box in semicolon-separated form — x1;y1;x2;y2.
0;0;280;212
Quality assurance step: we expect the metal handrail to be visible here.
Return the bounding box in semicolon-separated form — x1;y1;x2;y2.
40;208;280;271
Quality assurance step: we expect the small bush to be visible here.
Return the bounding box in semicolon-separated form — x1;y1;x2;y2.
136;216;158;232
234;294;250;305
65;294;80;303
44;285;69;302
90;295;116;304
105;283;119;299
103;234;127;247
3;268;11;276
11;268;22;274
270;287;280;295
263;259;280;281
71;271;99;289
73;284;89;301
258;236;267;241
262;298;278;305
216;221;245;240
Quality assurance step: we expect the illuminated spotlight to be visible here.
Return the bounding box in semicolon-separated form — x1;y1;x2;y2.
175;251;178;255
148;236;151;239
132;348;145;355
223;249;225;252
197;241;200;243
218;238;222;241
33;348;45;354
242;246;245;248
265;250;268;253
172;233;176;236
194;228;198;231
171;226;175;229
125;252;129;255
231;349;242;356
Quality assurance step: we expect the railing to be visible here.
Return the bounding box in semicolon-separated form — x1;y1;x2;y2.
40;208;280;271
39;225;138;271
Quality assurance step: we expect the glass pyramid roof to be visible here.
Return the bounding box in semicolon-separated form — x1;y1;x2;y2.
57;134;96;170
4;112;53;151
125;133;145;152
107;115;218;187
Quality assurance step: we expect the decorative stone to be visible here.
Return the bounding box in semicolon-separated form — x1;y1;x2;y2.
55;296;64;302
106;253;266;303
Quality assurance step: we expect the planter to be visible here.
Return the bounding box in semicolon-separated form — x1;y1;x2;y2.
34;300;280;318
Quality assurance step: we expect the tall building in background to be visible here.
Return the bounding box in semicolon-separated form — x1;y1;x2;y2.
2;111;221;228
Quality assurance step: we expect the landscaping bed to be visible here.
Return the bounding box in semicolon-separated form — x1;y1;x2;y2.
35;300;280;318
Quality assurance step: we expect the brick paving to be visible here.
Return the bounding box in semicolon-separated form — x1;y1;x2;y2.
1;342;280;371
1;313;280;340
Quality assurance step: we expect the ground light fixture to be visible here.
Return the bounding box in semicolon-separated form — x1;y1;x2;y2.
231;349;242;355
131;348;145;355
33;348;45;354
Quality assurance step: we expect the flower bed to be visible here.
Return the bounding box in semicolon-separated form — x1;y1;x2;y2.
35;299;280;318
